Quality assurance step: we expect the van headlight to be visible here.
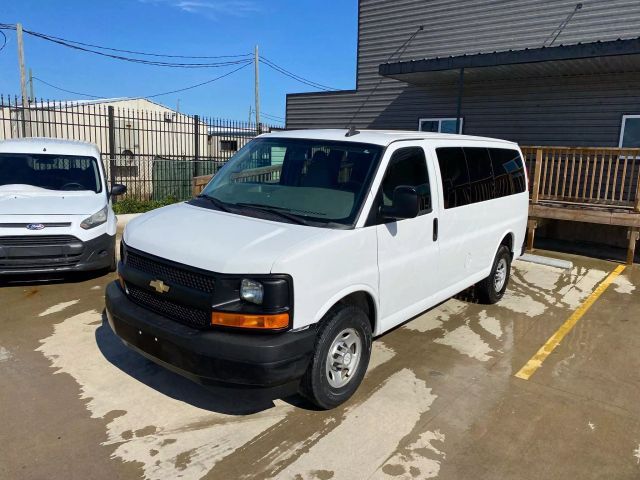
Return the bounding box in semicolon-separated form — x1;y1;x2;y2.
80;206;108;230
240;278;264;304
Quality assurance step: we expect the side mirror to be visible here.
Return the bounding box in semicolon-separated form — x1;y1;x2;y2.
111;184;127;196
380;186;420;220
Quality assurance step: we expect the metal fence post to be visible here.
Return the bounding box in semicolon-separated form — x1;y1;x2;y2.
108;106;116;191
194;115;200;177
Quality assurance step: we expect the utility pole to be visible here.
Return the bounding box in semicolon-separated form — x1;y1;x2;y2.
248;106;253;125
29;68;34;102
254;45;260;132
16;23;28;106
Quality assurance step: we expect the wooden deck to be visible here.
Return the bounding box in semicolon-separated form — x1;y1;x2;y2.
523;147;640;264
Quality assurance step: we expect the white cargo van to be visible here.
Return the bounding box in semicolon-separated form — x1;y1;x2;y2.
106;129;528;409
0;138;126;275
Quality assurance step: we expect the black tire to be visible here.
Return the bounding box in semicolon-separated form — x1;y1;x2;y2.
299;305;372;410
476;245;511;304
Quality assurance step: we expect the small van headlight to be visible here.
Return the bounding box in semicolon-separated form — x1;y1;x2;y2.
81;206;108;230
240;278;264;304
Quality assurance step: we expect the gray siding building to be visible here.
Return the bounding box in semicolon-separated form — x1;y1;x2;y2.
286;0;640;147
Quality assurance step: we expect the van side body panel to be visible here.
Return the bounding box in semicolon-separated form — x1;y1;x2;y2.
371;140;527;336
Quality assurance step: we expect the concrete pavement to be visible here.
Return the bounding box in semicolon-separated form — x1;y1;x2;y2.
1;251;639;479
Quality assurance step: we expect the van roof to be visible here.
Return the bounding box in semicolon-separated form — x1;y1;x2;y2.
0;138;101;157
259;129;518;147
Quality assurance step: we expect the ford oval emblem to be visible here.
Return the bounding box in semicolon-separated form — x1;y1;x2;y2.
26;223;45;231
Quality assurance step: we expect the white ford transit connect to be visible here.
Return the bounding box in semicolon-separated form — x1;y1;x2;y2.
0;138;126;275
106;129;528;409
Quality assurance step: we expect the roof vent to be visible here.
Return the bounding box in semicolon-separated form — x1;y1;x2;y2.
345;125;360;137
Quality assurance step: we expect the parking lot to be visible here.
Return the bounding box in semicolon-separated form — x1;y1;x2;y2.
1;251;639;480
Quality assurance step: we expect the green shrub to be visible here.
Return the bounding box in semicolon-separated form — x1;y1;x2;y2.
113;195;180;214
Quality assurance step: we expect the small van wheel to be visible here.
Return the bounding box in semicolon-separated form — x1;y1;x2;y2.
299;305;372;410
477;245;511;304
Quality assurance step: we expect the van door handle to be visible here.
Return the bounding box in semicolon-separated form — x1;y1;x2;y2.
433;218;438;242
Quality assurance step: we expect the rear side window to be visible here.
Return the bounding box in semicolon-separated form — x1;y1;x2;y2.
465;147;494;203
381;147;432;214
436;147;525;209
436;147;470;208
489;148;526;197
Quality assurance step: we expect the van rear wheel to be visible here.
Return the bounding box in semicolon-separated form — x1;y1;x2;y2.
477;245;511;304
299;305;372;410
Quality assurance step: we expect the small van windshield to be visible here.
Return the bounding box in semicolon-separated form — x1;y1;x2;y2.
0;153;102;193
199;138;383;226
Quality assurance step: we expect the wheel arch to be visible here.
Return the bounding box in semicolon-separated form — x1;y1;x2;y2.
314;286;378;335
498;230;515;258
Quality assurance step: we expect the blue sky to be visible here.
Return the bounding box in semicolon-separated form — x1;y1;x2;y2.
0;1;358;123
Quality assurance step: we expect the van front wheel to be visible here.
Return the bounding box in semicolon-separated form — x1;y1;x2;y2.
299;305;372;410
477;245;511;304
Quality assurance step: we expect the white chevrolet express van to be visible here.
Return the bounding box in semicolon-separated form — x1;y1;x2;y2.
0;138;126;275
106;129;528;409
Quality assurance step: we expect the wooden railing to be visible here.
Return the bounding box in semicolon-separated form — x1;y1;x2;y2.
522;147;640;211
192;175;212;196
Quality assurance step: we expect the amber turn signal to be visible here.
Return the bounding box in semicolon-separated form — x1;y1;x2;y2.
117;272;126;291
211;311;289;330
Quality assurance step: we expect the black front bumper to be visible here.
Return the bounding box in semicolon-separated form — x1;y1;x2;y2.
105;282;316;387
0;233;115;275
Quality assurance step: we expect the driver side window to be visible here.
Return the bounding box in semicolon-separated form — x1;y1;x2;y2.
381;147;431;214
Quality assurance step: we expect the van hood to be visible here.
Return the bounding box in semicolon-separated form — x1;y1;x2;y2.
0;186;106;215
123;202;334;274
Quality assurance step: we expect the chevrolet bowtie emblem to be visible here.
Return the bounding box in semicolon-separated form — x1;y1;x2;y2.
149;279;170;294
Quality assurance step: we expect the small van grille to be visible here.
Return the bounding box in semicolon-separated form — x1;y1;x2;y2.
127;285;210;329
126;250;215;293
0;235;80;246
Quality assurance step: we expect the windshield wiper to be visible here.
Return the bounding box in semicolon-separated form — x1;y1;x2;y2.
196;194;233;213
233;202;311;226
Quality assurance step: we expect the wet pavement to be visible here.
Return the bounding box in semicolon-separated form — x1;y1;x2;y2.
1;251;639;480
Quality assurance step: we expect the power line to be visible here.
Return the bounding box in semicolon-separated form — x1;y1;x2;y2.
146;62;252;98
32;77;103;99
259;57;338;91
0;23;253;68
17;29;251;59
262;111;285;121
0;30;7;52
32;62;252;100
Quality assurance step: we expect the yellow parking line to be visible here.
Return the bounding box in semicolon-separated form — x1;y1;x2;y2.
515;264;626;381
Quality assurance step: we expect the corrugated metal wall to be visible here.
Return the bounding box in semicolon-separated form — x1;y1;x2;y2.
286;0;640;145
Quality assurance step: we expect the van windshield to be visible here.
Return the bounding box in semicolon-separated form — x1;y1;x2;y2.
0;153;102;193
199;138;383;227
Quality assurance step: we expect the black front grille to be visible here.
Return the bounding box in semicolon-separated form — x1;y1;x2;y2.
127;250;215;293
127;284;210;329
0;235;80;246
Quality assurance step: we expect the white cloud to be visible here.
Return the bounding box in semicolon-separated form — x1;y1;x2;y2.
142;0;260;18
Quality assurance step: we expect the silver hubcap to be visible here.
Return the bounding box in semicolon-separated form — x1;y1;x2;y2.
325;328;362;388
494;258;508;292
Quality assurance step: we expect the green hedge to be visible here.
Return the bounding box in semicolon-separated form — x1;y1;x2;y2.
113;196;179;214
